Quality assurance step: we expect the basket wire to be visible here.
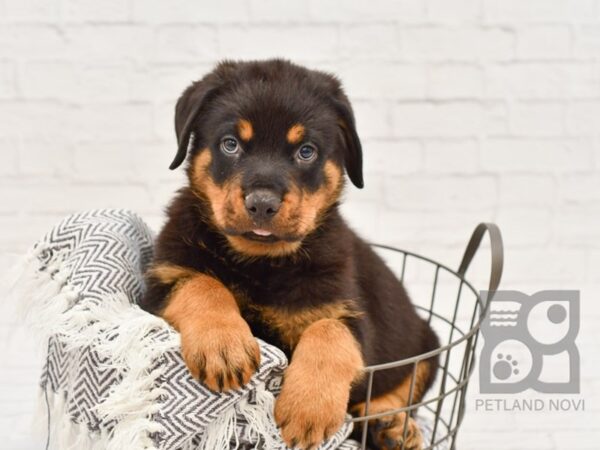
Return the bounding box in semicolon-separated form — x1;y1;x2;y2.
350;223;503;450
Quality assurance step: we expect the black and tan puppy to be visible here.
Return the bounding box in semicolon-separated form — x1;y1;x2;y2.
141;59;439;450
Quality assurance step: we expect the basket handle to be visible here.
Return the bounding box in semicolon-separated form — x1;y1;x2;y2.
457;223;504;294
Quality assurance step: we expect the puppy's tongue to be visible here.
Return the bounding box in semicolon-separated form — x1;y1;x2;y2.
252;229;272;237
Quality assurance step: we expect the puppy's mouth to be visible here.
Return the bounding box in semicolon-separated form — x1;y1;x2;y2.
242;229;280;243
222;226;302;243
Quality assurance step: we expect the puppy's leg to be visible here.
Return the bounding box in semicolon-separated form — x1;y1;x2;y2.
275;318;364;450
351;361;432;450
161;271;260;392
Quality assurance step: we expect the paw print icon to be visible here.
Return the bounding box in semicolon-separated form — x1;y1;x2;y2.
480;290;580;394
493;353;520;380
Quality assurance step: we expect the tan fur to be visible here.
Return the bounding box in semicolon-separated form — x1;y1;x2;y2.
372;414;423;450
237;119;253;141
225;236;302;257
275;318;364;449
286;123;305;144
297;160;342;233
275;161;343;236
191;149;245;230
146;263;198;285
351;361;431;450
162;273;260;392
351;361;431;417
252;300;362;349
191;149;344;258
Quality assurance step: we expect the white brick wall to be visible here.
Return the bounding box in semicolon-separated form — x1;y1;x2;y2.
1;1;599;449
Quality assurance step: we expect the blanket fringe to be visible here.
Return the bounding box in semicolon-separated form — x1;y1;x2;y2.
3;241;287;450
198;403;239;450
2;244;171;449
196;385;282;450
1;244;73;332
237;386;282;450
38;294;175;450
35;389;113;450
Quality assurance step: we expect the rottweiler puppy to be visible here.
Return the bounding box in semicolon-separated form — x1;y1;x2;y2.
141;59;439;450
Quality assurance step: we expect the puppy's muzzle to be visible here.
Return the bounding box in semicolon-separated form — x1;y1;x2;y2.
244;189;281;223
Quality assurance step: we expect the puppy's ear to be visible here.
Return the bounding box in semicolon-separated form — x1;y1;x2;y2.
171;61;242;170
169;77;220;170
331;92;364;189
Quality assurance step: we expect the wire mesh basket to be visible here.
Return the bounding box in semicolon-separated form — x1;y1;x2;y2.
351;223;504;450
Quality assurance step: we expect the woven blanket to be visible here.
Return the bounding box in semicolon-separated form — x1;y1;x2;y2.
6;209;444;450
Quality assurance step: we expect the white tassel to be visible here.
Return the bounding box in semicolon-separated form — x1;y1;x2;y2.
10;250;174;450
198;404;239;450
38;389;115;450
0;244;73;327
0;246;42;298
237;386;283;449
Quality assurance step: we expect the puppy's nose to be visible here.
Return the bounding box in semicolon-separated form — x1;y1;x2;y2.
244;189;281;222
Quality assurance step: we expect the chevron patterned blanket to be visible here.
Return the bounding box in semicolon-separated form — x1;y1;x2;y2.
7;209;444;450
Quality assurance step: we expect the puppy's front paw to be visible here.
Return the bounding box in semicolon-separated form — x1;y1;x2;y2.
274;362;348;449
180;314;260;392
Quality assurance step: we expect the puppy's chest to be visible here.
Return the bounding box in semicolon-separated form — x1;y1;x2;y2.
218;258;359;352
237;288;360;355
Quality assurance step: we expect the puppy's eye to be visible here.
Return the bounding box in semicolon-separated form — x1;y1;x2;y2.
296;145;317;162
220;137;240;155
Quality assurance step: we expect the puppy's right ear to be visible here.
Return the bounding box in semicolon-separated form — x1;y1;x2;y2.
169;79;216;170
171;62;240;169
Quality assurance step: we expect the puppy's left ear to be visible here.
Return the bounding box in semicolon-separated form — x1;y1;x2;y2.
331;93;364;189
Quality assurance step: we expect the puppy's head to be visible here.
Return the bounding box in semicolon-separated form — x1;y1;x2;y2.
171;59;363;257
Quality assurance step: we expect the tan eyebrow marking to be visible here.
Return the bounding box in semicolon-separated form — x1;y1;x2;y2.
237;119;253;142
286;124;305;144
